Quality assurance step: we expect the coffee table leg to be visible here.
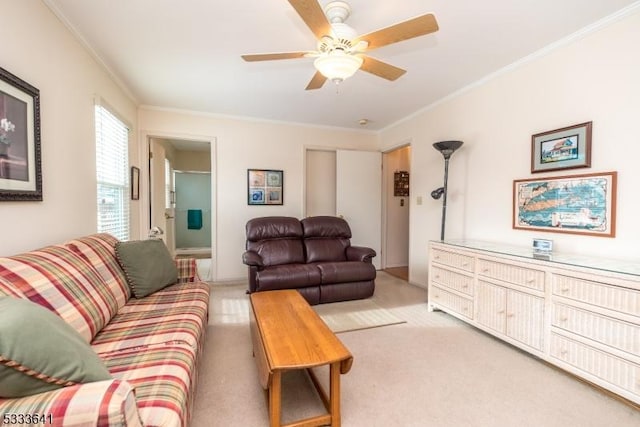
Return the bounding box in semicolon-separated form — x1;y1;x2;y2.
270;370;282;427
330;362;341;427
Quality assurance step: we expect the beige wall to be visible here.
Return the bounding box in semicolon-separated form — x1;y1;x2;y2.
380;10;640;286
0;0;138;256
174;150;211;172
139;108;378;280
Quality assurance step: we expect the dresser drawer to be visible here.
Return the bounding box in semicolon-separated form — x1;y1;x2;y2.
431;266;474;296
431;249;474;272
478;259;545;291
550;333;640;396
430;285;473;319
552;274;640;316
552;303;640;357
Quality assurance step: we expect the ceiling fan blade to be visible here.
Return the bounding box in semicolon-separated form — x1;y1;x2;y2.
360;56;406;81
305;71;327;90
288;0;332;40
355;13;439;51
242;52;308;62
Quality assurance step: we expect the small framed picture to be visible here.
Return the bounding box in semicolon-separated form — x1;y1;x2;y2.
248;169;283;205
531;122;592;173
130;166;140;200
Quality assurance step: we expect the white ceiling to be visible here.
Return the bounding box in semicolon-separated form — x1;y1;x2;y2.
46;0;637;131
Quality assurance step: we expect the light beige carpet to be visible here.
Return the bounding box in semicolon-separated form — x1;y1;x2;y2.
192;274;640;427
313;298;406;333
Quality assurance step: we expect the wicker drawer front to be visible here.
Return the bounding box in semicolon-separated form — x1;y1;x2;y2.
552;303;640;357
550;333;640;396
552;274;640;316
431;266;474;296
478;259;545;291
430;285;473;319
431;249;474;272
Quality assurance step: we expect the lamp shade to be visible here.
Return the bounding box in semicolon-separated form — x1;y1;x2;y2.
433;140;464;159
314;50;363;82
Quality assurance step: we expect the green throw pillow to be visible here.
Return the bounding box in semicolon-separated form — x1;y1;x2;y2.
115;239;178;298
0;297;112;398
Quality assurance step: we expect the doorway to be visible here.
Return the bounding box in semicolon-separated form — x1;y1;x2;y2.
382;145;411;281
148;137;213;280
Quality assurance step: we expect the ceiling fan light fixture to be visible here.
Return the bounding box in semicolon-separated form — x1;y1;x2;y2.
314;50;363;83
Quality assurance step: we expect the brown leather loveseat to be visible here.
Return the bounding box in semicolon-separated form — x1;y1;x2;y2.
242;216;376;305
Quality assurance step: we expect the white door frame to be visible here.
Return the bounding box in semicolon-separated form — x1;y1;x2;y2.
139;130;218;280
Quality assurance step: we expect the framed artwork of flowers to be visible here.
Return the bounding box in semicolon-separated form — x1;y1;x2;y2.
247;169;283;205
0;66;42;201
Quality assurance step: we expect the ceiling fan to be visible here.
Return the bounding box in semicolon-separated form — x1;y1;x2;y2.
241;0;439;90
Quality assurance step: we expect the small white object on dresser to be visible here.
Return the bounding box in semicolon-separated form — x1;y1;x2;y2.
428;240;640;405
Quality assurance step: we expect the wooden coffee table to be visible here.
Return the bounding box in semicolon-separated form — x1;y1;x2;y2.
249;290;353;427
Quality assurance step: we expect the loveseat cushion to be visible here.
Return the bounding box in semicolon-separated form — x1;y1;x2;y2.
245;216;305;266
315;261;376;284
0;297;112;398
304;239;349;263
115;239;179;298
302;216;352;262
246;216;303;241
256;264;321;291
247;239;305;266
301;216;352;239
0;245;121;342
92;282;210;355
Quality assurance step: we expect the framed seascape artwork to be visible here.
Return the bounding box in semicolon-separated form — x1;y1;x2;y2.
0;67;42;201
513;171;617;237
531;121;592;173
247;169;283;205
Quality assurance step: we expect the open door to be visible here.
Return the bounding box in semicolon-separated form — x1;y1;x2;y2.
149;139;175;252
336;150;382;269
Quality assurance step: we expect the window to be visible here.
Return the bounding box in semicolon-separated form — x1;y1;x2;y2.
95;104;129;241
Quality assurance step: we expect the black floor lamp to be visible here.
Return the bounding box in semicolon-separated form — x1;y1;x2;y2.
431;140;464;241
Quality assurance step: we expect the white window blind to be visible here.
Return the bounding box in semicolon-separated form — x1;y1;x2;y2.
95;104;130;241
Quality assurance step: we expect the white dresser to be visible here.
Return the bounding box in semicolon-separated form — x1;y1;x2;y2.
428;240;640;405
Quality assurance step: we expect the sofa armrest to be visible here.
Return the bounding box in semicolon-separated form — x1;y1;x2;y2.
346;246;376;263
0;380;142;427
175;257;200;282
242;251;264;268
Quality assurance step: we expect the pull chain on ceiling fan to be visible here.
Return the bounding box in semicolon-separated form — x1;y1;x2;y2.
241;0;439;90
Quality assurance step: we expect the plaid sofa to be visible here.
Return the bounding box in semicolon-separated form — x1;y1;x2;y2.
0;234;210;427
